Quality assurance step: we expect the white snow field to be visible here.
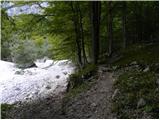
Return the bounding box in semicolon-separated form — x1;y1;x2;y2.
0;59;75;104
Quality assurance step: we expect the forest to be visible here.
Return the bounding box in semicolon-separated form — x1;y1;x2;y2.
1;1;159;119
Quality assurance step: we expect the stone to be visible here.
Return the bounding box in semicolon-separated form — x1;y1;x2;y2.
112;78;116;82
91;103;97;107
130;61;137;65
155;88;159;92
45;85;51;90
129;76;134;79
63;72;67;75
137;98;146;108
112;66;118;70
15;88;20;91
143;67;149;72
156;79;159;85
56;75;60;79
15;70;24;75
112;89;120;99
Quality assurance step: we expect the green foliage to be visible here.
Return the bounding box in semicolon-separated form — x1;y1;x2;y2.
1;104;14;119
10;37;52;68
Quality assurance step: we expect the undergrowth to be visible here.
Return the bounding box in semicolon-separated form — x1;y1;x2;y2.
113;43;158;66
111;43;159;118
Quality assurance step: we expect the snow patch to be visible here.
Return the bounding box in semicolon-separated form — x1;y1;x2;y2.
0;59;75;104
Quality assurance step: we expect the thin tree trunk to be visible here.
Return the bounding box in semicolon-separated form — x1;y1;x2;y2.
108;1;113;57
91;1;101;64
77;3;88;65
122;2;127;49
70;2;82;67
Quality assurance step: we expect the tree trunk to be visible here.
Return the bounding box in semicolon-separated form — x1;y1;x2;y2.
70;2;82;67
91;1;101;64
108;1;113;57
122;2;127;49
77;3;88;66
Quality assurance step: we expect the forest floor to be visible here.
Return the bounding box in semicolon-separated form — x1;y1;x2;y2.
5;66;116;119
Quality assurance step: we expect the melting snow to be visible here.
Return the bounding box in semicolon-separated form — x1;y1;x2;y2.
0;59;75;104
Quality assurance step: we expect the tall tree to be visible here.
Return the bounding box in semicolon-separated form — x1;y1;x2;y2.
91;1;101;64
70;2;82;67
107;1;113;56
77;3;88;66
122;2;127;49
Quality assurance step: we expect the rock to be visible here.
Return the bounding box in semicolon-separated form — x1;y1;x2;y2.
112;78;116;82
15;88;20;91
112;66;118;70
130;61;137;65
15;70;25;75
56;75;60;79
45;85;51;90
129;76;134;79
156;79;159;85
91;103;97;107
155;88;159;92
137;98;146;108
63;72;67;75
143;67;149;72
18;62;37;69
112;89;120;99
135;65;139;68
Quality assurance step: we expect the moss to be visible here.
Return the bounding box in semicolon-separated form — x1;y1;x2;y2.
1;104;14;119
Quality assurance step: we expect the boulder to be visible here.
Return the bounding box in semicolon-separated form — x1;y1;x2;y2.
143;67;149;72
156;79;159;85
130;61;137;65
137;98;146;108
112;89;120;99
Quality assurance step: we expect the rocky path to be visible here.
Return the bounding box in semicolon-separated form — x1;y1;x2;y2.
63;68;116;119
6;66;115;119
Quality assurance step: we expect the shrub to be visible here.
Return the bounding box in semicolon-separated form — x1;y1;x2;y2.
10;37;52;68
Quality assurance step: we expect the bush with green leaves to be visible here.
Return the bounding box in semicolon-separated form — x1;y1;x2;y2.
10;37;52;68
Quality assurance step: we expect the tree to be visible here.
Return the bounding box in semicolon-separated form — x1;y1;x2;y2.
107;1;113;57
122;2;127;49
91;1;101;64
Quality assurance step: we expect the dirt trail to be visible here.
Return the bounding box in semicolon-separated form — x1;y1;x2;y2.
63;67;115;119
6;66;115;119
